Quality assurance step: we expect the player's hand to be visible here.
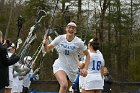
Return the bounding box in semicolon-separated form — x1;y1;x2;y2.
42;39;46;45
78;63;85;69
80;68;88;77
42;38;48;45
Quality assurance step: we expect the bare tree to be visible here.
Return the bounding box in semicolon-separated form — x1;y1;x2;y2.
0;0;5;15
99;0;110;50
4;0;15;40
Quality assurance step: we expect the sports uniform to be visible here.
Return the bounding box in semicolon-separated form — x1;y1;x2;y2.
52;34;87;82
82;50;105;90
22;56;33;93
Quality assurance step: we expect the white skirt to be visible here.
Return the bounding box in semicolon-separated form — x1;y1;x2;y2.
53;59;78;82
82;73;104;90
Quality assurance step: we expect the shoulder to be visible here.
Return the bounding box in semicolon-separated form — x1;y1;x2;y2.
74;36;84;43
90;52;97;57
55;34;65;40
97;50;102;54
51;35;66;45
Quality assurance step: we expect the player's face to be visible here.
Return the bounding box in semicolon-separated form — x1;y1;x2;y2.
8;48;15;53
26;59;32;64
66;26;76;35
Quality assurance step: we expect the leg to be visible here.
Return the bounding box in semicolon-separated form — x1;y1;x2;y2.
95;90;102;93
84;90;95;93
54;70;69;93
84;90;102;93
82;89;86;93
4;88;12;93
22;86;29;93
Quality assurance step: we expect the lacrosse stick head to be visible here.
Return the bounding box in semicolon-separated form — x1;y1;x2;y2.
36;10;48;23
17;15;25;29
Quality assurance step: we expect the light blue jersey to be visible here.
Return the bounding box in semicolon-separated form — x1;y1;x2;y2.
51;34;86;82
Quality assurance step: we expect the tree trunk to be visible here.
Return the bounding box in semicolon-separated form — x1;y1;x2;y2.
4;0;15;40
107;0;111;69
99;0;109;51
0;0;5;15
77;0;82;37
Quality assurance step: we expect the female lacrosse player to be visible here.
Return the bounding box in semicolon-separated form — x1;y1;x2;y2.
81;38;105;93
43;21;90;93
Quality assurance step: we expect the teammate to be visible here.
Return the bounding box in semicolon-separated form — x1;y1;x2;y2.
22;56;34;93
69;38;105;93
12;55;32;93
81;38;105;93
43;21;90;93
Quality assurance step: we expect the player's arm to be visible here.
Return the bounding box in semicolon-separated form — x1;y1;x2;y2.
78;61;85;69
43;35;61;52
101;59;105;78
74;56;85;69
83;49;90;70
80;49;90;77
43;37;54;52
100;66;104;78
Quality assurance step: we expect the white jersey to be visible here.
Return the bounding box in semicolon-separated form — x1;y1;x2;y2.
81;50;105;90
87;50;105;74
51;34;86;82
96;50;105;64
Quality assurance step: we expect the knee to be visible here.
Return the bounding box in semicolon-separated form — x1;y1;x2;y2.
60;81;68;89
